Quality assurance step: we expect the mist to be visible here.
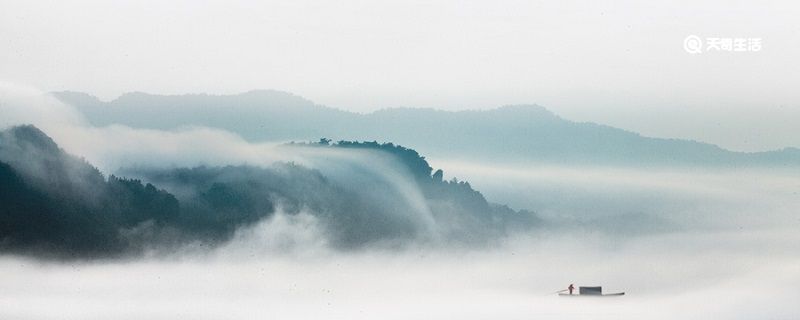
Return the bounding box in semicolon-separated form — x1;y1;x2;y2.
2;85;799;318
4;1;800;152
1;215;797;319
3;0;799;316
434;160;800;232
1;85;534;256
3;155;798;319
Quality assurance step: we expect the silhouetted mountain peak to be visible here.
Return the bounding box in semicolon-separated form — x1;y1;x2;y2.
0;125;61;155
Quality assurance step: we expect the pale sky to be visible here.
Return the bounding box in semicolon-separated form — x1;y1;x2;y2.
2;0;799;151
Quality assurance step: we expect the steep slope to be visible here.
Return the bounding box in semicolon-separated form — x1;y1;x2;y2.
0;125;179;258
0;125;538;258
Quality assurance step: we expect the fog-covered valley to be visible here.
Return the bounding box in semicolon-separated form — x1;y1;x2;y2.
4;0;800;317
1;84;798;319
2;220;797;319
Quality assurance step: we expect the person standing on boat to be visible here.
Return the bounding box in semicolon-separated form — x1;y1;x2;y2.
568;284;575;295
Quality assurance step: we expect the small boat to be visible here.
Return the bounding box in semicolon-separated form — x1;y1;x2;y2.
558;286;625;297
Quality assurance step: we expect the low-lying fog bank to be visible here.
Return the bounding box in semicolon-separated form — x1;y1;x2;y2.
2;160;798;319
1;227;797;320
434;160;800;234
2;84;798;319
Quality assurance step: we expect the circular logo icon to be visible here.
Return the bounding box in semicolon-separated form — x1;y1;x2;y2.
684;35;703;54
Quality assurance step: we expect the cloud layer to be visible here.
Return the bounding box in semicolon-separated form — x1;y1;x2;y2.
2;83;799;319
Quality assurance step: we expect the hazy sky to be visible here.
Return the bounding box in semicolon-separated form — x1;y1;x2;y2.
2;0;799;151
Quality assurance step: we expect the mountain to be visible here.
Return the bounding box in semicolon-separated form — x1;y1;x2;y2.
0;125;537;259
52;90;356;142
0;125;180;258
53;90;800;166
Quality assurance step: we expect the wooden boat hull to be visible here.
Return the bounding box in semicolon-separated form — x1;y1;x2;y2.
558;292;625;297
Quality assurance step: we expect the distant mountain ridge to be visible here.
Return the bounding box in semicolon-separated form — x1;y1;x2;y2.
53;90;800;166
